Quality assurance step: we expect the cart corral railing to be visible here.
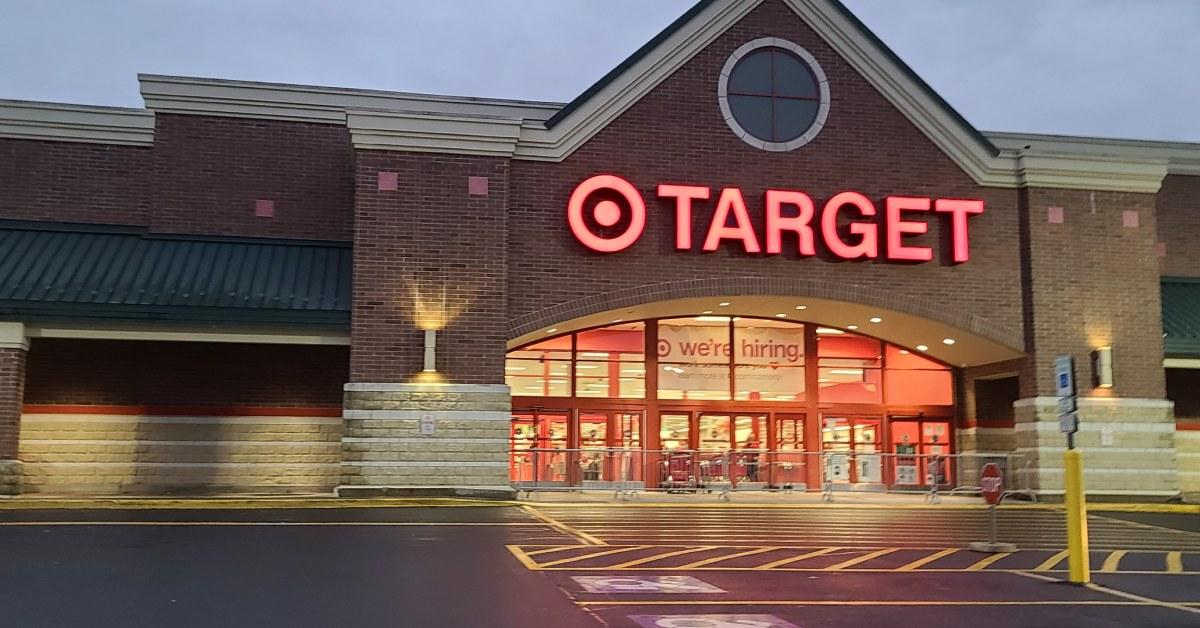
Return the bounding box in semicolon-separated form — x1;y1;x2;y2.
510;448;1036;503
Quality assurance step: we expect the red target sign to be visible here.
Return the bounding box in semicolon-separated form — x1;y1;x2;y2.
566;174;646;253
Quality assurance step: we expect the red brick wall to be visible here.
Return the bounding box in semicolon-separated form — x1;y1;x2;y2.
24;339;347;408
0;348;26;459
1018;188;1164;398
0;138;150;226
1157;175;1200;277
350;152;509;383
506;0;1023;352
149;114;354;241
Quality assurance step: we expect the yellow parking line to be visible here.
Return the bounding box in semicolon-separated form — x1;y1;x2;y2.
1167;552;1183;573
521;505;605;546
1100;550;1127;573
966;552;1012;571
576;600;1163;607
524;546;587;557
826;548;900;570
756;547;841;570
608;546;717;569
1033;550;1070;572
897;548;959;571
679;546;778;569
506;545;541;570
539;545;649;568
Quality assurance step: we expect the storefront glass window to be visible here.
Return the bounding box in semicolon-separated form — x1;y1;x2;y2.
883;344;952;406
733;318;804;401
817;334;882;403
658;318;732;400
575;323;645;398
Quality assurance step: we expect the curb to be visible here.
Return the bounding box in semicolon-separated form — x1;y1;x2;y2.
0;497;520;510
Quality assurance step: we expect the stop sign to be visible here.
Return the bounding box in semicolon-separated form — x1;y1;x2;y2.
980;462;1004;505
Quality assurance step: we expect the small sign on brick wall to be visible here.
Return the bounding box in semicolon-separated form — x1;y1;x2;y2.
468;176;489;196
1047;206;1064;224
255;199;275;218
419;415;436;436
1123;210;1140;228
378;171;398;191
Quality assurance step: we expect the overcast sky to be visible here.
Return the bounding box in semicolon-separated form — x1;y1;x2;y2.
0;0;1197;141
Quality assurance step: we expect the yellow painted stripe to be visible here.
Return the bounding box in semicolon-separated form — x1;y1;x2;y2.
524;546;589;557
966;552;1013;571
576;600;1165;607
522;505;605;546
1033;550;1070;572
0;521;543;527
756;547;841;570
1100;550;1127;573
505;545;540;570
539;545;649;568
826;548;900;570
1167;552;1184;573
607;546;717;569
897;548;959;571
678;546;779;569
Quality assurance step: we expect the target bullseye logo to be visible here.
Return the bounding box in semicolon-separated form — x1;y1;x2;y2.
567;174;646;253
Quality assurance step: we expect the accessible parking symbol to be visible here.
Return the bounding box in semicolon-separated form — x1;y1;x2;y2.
572;575;725;594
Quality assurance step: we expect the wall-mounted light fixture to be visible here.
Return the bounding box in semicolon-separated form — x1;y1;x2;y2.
1091;346;1113;389
423;329;437;372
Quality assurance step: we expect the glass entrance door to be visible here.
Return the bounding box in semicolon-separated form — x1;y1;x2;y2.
890;419;953;487
509;409;569;484
821;416;882;485
578;410;643;484
771;414;806;488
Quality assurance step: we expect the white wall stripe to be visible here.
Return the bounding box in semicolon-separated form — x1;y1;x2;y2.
343;410;510;421
1015;422;1174;433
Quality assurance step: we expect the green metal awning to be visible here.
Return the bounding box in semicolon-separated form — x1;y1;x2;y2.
0;221;351;327
1163;278;1200;357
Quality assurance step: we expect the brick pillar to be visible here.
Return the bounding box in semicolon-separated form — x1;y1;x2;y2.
0;322;28;495
1014;187;1178;500
342;151;512;497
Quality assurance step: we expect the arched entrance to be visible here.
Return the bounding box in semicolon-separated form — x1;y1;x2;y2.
506;313;972;492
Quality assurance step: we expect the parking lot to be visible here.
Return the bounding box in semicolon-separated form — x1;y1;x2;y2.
1;502;1198;627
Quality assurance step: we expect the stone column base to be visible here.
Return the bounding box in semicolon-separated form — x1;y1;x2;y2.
0;459;22;495
337;383;514;498
1177;430;1200;503
1014;397;1179;500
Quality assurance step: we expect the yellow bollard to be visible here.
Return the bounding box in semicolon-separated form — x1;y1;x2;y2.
1063;448;1090;584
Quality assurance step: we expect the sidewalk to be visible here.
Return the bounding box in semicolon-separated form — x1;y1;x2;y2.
0;491;1195;513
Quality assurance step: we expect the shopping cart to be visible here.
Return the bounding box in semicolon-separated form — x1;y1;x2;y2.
659;451;697;493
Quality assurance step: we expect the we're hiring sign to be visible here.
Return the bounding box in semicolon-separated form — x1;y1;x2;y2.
566;174;983;262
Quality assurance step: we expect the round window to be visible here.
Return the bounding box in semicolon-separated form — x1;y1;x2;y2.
718;38;830;151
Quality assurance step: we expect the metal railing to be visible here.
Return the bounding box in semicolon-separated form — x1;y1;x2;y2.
511;447;1035;503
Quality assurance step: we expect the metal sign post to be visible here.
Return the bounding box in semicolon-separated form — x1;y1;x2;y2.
1055;355;1090;584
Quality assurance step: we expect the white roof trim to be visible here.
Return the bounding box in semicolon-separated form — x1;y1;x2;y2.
138;73;560;125
0;99;154;146
25;323;349;346
988;131;1200;177
347;110;522;156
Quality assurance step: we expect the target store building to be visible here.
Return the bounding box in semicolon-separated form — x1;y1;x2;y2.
1;0;1198;500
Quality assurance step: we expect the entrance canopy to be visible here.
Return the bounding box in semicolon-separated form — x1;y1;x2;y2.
508;296;1024;368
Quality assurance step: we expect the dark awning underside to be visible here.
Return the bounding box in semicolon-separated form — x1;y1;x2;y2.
1163;278;1200;357
0;222;350;327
